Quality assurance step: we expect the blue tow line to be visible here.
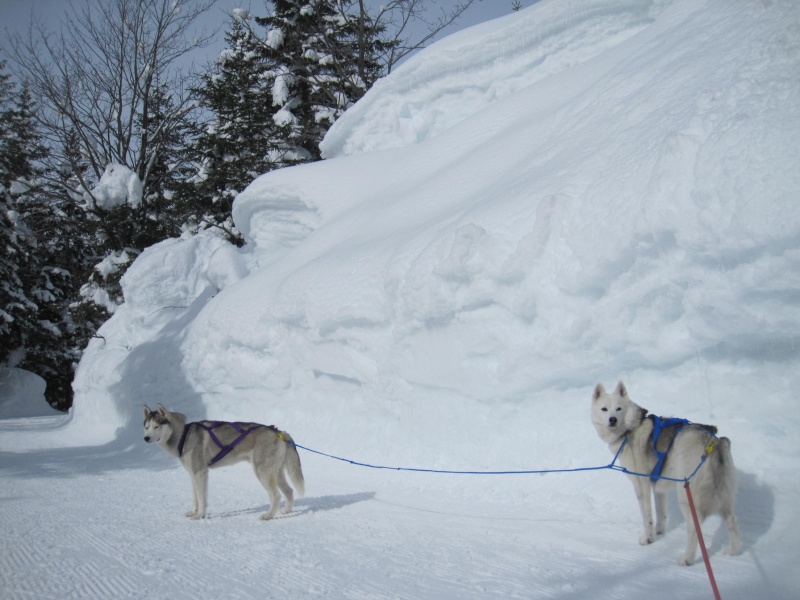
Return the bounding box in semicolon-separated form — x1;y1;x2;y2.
288;437;708;483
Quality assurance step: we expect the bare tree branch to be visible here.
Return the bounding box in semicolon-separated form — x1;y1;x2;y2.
369;0;478;73
6;0;216;206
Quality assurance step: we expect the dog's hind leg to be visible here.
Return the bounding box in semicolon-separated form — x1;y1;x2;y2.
654;489;668;535
721;505;742;556
277;469;294;515
717;438;741;556
254;464;281;520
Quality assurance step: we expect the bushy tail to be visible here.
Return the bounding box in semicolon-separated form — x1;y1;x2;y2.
284;434;305;498
716;437;737;498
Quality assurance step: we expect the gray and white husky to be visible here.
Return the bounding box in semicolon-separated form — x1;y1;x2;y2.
143;404;304;520
590;382;741;565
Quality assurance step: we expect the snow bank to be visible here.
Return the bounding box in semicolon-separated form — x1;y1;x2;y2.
0;367;60;418
70;0;799;476
70;231;247;444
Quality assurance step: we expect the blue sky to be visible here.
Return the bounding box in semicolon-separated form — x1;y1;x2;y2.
1;0;540;68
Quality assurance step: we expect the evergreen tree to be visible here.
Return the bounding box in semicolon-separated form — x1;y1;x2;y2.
0;61;30;364
254;0;390;162
175;10;279;241
0;188;32;365
137;79;192;245
6;0;216;407
1;62;47;367
0;60;81;409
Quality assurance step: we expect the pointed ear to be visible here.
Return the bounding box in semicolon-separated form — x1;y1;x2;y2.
156;404;168;416
615;381;628;397
143;405;151;419
593;383;606;401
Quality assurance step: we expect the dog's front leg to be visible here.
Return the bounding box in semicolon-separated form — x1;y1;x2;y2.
630;475;656;545
186;473;200;518
187;469;208;519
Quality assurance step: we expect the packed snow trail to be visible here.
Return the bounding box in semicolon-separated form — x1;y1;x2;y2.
0;430;788;599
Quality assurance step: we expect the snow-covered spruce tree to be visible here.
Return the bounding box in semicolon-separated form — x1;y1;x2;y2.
0;61;80;409
12;130;94;410
6;1;215;408
0;61;35;365
254;0;389;162
175;9;279;243
0;199;26;364
136;79;195;243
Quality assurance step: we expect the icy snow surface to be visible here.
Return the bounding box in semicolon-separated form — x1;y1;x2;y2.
2;0;800;598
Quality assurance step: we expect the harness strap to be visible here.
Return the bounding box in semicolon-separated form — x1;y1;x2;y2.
177;423;192;457
177;421;264;466
649;415;691;482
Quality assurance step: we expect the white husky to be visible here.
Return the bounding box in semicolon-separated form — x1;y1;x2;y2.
143;404;304;520
591;382;741;565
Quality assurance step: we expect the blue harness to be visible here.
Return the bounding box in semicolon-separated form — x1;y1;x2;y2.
178;421;265;466
649;415;691;482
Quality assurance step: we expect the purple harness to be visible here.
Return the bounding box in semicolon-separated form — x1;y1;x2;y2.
177;421;264;466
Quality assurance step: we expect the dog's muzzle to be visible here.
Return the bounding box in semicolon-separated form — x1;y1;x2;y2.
608;416;618;427
144;436;151;443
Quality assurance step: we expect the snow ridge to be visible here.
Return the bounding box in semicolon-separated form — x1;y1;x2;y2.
321;0;666;157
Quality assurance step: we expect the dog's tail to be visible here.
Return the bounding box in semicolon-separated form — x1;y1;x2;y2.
714;436;737;498
283;433;305;498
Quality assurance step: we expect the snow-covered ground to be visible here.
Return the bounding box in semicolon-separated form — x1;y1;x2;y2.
2;0;799;597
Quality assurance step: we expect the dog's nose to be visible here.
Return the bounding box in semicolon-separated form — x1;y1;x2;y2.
144;436;150;442
608;416;618;426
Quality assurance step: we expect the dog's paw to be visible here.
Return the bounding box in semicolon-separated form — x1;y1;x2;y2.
724;542;742;556
185;510;197;518
639;533;655;545
259;512;274;521
678;555;695;566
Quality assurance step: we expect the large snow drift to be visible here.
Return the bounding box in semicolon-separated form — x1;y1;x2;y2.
70;0;799;460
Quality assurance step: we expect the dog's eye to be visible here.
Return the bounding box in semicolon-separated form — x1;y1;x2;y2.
601;407;608;412
616;407;622;411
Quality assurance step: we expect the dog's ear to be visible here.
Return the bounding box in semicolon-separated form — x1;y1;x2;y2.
615;381;628;398
143;405;151;419
156;404;168;416
593;383;606;401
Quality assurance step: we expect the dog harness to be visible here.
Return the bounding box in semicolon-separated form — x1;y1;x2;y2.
177;421;266;466
649;415;691;482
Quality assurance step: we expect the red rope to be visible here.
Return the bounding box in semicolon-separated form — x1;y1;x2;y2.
684;481;722;600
